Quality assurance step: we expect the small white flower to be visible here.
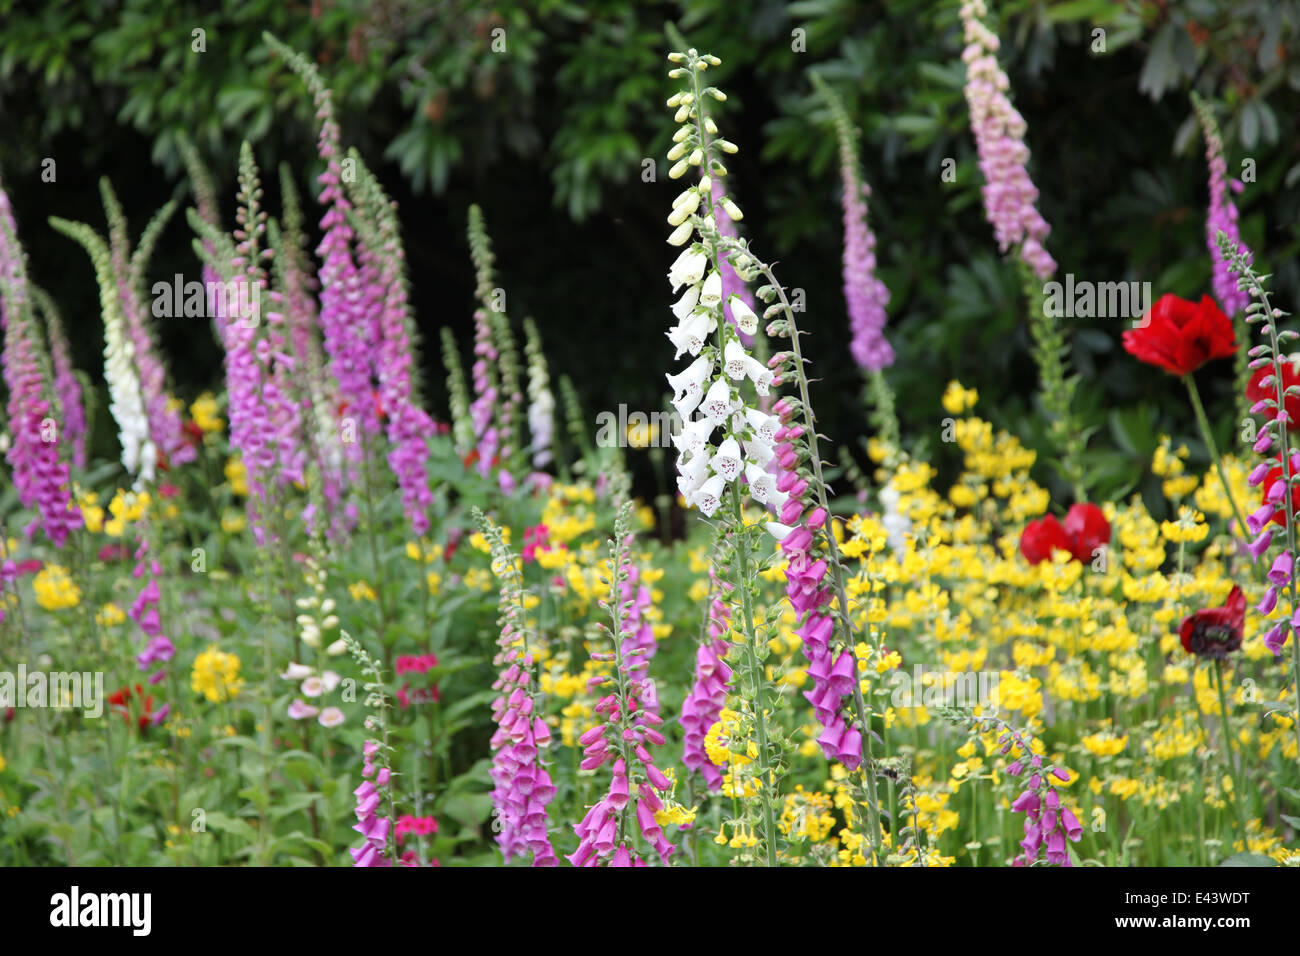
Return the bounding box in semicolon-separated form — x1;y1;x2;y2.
675;452;710;497
745;462;776;504
301;676;324;698
667;221;693;246
326;638;349;656
321;670;342;693
744;356;774;395
710;438;742;482
729;296;758;335
318;707;345;728
743;437;774;467
699;270;723;307
671;284;700;322
743;408;779;444
668;248;708;291
723;340;748;380
666;311;715;359
689;473;727;517
671;417;715;458
666;356;713;418
280;662;314;681
699;378;735;425
765;521;796;541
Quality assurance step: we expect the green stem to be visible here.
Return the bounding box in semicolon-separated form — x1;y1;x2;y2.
1184;374;1247;539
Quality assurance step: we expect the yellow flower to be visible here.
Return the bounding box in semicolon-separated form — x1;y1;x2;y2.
225;456;249;497
0;752;6;773
350;581;377;602
942;381;979;415
96;602;126;627
220;510;247;534
33;564;81;611
190;392;224;433
191;645;244;702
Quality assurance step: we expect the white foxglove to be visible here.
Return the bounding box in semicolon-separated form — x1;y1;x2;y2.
710;438;742;482
671;284;701;322
742;407;779;444
745;462;776;503
723;340;748;380
668;248;708;291
671;417;715;458
729;296;758;335
699;270;722;307
699;378;735;425
689;473;726;517
666;311;715;359
743;435;774;467
666;356;713;418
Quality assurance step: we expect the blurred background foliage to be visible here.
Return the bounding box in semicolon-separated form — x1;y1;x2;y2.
2;0;1300;512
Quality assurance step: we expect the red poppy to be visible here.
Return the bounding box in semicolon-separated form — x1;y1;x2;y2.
1122;293;1236;376
159;484;181;499
182;420;205;446
1259;462;1300;527
97;543;129;562
1020;504;1111;565
1062;503;1110;563
1246;356;1300;431
108;685;156;731
1179;585;1245;658
1020;514;1069;564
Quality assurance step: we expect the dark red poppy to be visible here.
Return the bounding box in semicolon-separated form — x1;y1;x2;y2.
1179;585;1245;658
1246;357;1300;431
1122;293;1236;376
1020;514;1069;564
108;684;156;731
3;707;14;725
182;420;205;446
1063;503;1111;563
97;543;129;562
159;484;180;499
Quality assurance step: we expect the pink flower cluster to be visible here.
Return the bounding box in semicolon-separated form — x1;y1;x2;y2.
351;740;392;867
837;150;893;371
569;538;675;866
770;396;862;769
679;569;733;791
619;564;660;714
469;307;502;480
489;645;557;865
45;312;87;470
1006;745;1081;866
959;0;1056;280
130;539;174;683
1200;109;1250;317
0;184;82;547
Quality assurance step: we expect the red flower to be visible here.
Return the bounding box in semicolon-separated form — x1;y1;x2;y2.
1062;503;1110;563
1020;504;1111;565
97;543;129;562
1246;356;1300;431
1122;293;1236;376
1259;462;1300;527
1179;585;1245;658
108;684;156;730
1020;514;1069;564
